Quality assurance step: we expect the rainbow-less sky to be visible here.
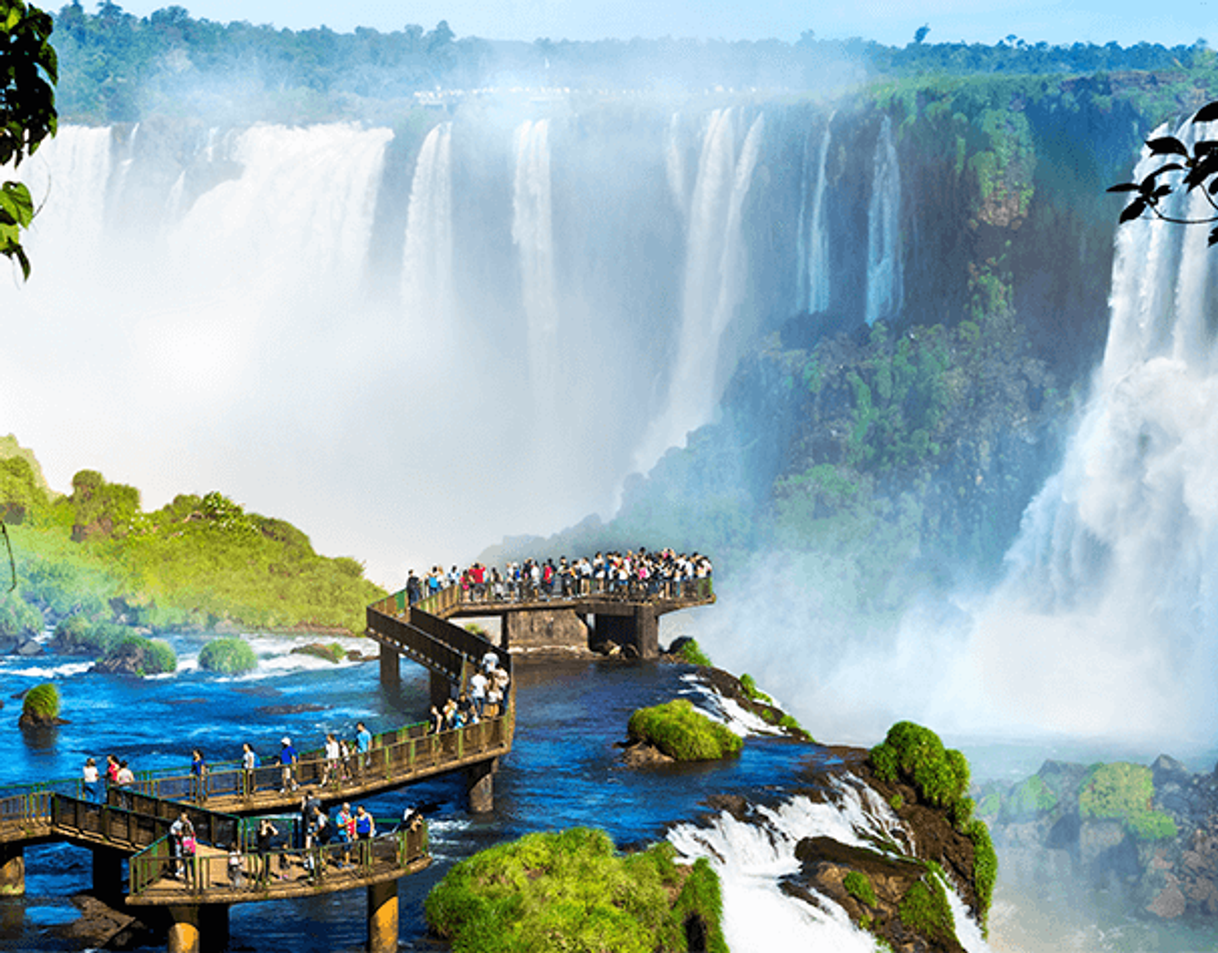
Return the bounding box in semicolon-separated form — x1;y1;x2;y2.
82;0;1217;48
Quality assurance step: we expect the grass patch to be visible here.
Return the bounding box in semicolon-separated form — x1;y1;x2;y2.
198;636;258;675
869;721;969;811
843;870;878;907
675;639;713;667
738;673;772;704
628;699;743;761
1079;762;1178;841
425;828;727;953
292;642;346;663
898;871;956;945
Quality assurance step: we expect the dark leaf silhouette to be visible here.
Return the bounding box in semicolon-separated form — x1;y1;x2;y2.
1208;227;1218;246
1194;140;1218;155
1120;198;1148;223
1147;136;1188;157
1108;183;1140;193
1193;101;1218;124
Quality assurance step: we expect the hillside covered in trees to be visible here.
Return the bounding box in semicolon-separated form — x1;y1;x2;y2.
0;435;384;639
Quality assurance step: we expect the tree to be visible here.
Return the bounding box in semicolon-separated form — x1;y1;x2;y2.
0;0;57;279
1109;100;1218;244
914;25;930;44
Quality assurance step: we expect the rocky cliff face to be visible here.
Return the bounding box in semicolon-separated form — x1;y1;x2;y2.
984;755;1218;922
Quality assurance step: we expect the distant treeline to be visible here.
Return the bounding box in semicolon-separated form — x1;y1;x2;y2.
48;2;1218;122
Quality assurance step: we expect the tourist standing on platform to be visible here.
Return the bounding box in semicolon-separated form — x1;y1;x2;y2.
227;842;244;889
335;802;354;866
354;805;375;866
355;721;372;773
81;757;101;803
256;818;278;883
406;570;421;606
170;811;194;880
323;732;341;786
279;736;299;793
241;742;257;796
104;754;119;789
468;668;488;717
189;748;207;803
428;705;443;734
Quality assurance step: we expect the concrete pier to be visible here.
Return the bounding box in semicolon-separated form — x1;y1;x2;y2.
0;844;23;896
379;644;400;690
466;758;496;813
366;879;399;953
92;846;125;906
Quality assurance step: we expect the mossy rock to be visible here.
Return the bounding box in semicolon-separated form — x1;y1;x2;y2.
19;682;64;727
627;699;742;761
425;828;728;953
1079;762;1178;841
92;635;177;676
198;636;257;675
290;641;346;664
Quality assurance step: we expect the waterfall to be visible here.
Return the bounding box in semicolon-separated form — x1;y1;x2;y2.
865;115;902;326
796;115;832;315
512;119;559;410
668;782;991;953
961;118;1218;741
401;121;454;334
631;109;765;475
665;111;688;216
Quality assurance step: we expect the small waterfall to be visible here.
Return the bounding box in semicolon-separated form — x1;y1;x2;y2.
796;115;833;316
665;111;688;216
511;119;559;409
632;109;765;475
864;115;902;326
401;121;454;333
668;782;990;953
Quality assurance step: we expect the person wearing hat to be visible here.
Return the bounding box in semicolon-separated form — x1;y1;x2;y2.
279;736;298;793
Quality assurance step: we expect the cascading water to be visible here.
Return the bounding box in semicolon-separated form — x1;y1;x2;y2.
865;115;902;326
511;118;560;411
401;121;454;340
958;117;1218;742
632;109;765;475
796;115;833;316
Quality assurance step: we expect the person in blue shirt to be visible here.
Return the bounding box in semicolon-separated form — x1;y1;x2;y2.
355;722;372;775
279;736;298;793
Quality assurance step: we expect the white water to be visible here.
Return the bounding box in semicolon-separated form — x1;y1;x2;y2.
512;118;560;412
633;109;765;474
669;780;991;953
865;115;902;326
797;116;833;315
402;121;454;346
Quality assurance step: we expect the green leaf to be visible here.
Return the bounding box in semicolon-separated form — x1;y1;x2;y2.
0;182;35;229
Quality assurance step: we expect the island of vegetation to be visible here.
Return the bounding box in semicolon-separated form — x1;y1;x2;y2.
197;636;258;675
626;699;743;762
19;682;62;727
0;436;386;651
424;827;727;953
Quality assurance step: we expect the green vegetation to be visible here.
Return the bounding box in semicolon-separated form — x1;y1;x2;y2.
898;872;955;945
627;699;743;761
0;591;43;637
197;637;258;675
1078;762;1178;841
293;642;346;664
738;673;772;704
424;828;727;953
965;819;998;926
97;634;176;676
870;721;970;811
22;681;59;719
674;639;713;667
1000;774;1058;821
0;438;385;638
843;870;878;907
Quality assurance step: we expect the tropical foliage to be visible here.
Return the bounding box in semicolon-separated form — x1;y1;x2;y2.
425;828;727;953
21;680;58;719
1078;762;1178;840
627;699;742;761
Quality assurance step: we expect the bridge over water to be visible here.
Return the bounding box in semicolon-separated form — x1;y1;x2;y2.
0;575;712;952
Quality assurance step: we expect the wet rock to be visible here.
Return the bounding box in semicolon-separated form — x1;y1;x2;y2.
256;703;328;715
618;740;674;767
51;893;157;949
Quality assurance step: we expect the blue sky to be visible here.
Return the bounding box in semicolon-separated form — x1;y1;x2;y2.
101;0;1216;48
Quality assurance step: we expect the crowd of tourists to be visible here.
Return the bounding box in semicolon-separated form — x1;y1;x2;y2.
404;547;713;606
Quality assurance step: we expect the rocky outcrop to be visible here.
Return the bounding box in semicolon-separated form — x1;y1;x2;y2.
984;755;1218;922
0;633;41;656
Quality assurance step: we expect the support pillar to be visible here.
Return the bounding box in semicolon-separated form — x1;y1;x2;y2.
0;844;23;896
199;904;229;953
166;905;200;953
466;758;496;814
367;879;399;953
379;644;400;691
429;671;450;709
633;605;659;659
91;846;124;906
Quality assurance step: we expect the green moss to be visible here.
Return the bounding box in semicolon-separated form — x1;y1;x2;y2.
738;673;773;704
844;870;878;907
966;818;997;926
889;793;904;811
22;682;59;719
676;639;713;667
197;636;257;675
869;721;969;811
627;699;743;761
293;642;346;663
99;634;177;675
898;873;956;945
1079;763;1178;841
1000;774;1058;821
424;828;727;953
